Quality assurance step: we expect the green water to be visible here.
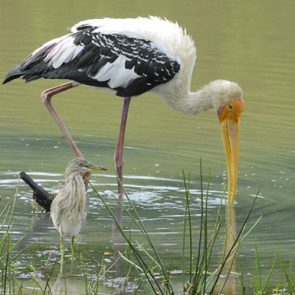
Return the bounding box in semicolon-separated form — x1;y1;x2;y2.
1;0;295;293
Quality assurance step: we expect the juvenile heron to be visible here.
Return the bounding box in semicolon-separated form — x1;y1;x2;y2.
51;158;106;267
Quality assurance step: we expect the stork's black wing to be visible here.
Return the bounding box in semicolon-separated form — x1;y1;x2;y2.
3;27;180;97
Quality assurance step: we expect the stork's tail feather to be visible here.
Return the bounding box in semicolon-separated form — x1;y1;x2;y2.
3;66;41;84
20;171;54;213
3;42;54;85
2;66;22;84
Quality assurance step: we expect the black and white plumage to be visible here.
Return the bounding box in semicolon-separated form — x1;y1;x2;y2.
4;18;180;97
3;17;244;203
20;171;54;213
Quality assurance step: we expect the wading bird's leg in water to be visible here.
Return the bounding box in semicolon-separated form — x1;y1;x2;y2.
112;97;131;277
114;97;131;200
60;235;65;273
41;82;83;159
71;236;75;261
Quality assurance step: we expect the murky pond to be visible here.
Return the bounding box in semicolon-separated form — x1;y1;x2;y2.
1;0;295;294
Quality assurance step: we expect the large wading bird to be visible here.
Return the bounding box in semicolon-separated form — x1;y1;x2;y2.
3;17;244;203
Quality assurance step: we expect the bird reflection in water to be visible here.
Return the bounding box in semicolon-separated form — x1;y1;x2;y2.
214;205;237;295
51;273;79;295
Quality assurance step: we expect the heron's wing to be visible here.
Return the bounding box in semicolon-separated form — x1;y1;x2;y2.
3;27;180;97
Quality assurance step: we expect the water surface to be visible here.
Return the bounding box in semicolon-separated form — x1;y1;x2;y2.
1;0;295;293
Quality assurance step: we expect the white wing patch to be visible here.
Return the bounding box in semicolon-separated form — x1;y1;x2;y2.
90;55;140;88
44;35;84;69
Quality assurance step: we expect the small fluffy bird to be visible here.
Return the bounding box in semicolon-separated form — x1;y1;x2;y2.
50;158;106;267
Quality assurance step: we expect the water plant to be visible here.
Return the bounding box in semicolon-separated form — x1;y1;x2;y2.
1;168;295;294
0;188;25;294
90;166;259;294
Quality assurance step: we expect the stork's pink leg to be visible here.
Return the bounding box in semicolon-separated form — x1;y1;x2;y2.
41;82;83;159
114;97;131;199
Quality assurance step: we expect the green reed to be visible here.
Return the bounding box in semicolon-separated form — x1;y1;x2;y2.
90;165;259;295
0;186;18;294
1;167;295;294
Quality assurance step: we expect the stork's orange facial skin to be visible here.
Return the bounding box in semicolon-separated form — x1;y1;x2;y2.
218;99;244;203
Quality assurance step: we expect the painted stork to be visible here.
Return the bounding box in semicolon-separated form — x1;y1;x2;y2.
3;16;244;203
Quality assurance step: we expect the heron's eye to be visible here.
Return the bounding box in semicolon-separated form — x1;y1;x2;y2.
79;162;88;168
227;104;233;112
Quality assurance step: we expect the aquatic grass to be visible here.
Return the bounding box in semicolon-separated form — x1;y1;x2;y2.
255;246;262;292
182;170;193;286
0;178;57;295
280;256;295;295
82;252;122;294
0;183;19;295
90;166;259;295
212;199;261;295
186;178;261;294
249;250;295;295
253;249;279;295
2;168;295;294
90;182;172;294
184;163;226;294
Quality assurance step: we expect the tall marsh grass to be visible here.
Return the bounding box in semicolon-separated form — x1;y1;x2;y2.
90;168;259;294
0;192;20;294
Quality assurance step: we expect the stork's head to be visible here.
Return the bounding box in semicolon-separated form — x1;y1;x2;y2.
214;80;244;203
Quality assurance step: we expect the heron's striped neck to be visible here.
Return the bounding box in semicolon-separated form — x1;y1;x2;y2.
63;173;86;211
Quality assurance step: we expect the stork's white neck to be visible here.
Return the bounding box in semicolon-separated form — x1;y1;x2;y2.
159;79;243;115
179;89;215;114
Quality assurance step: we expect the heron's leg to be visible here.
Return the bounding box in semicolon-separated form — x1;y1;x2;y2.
31;196;37;213
114;97;131;199
71;236;75;260
60;235;65;273
41;81;84;158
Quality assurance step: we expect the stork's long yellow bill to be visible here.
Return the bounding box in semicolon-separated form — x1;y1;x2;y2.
218;99;244;203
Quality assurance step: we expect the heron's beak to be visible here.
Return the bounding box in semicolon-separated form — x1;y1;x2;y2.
88;163;108;171
218;99;244;203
